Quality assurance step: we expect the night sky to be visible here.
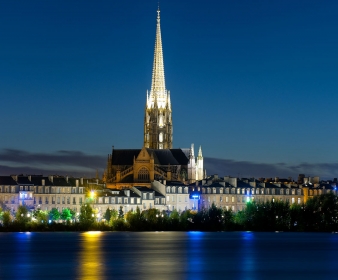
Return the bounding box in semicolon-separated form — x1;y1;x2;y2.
1;0;337;179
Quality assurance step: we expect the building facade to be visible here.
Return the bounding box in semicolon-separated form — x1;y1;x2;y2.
0;175;85;213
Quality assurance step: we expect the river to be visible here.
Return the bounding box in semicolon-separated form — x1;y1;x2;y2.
0;231;337;279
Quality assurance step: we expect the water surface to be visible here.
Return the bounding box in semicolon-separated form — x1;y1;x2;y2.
0;231;337;279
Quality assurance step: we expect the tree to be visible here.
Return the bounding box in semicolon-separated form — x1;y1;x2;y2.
49;208;60;221
79;203;95;228
16;205;30;224
1;211;11;228
104;208;112;222
118;206;124;219
35;209;48;224
61;208;73;221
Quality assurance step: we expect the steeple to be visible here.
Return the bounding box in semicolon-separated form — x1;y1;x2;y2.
144;7;173;149
151;7;165;95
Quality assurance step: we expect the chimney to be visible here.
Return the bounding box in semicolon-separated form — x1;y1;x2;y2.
76;179;79;187
28;175;32;181
66;176;69;183
80;178;84;185
42;179;45;186
49;175;53;183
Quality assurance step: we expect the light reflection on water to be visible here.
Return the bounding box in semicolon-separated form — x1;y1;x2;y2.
77;231;104;280
239;231;256;280
1;232;338;279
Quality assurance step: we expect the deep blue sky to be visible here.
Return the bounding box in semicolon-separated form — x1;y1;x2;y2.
1;1;337;179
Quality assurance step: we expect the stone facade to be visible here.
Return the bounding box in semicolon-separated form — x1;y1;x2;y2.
0;175;85;213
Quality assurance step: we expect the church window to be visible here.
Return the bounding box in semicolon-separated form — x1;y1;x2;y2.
138;167;150;182
159;115;164;128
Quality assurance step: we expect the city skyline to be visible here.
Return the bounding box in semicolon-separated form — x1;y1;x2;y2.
1;1;337;179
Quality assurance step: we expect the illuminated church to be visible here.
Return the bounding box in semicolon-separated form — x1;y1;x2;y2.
104;8;204;189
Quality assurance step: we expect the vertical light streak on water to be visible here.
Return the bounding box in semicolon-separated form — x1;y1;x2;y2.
239;232;257;280
13;232;33;280
77;231;105;280
187;231;204;280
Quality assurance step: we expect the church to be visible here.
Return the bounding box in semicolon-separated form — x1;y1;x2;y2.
104;8;204;189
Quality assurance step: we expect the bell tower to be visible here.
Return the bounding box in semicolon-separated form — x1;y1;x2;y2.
144;8;173;149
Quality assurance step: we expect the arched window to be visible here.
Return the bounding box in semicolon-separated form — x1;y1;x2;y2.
171;187;176;193
256;189;259;195
178;187;182;194
138;167;149;182
231;188;235;194
220;188;223;194
213;188;216;194
207;188;211;194
225;188;229;194
166;186;170;193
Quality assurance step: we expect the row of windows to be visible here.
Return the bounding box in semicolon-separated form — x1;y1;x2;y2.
166;187;189;194
166;195;189;203
0;186;84;194
0;195;83;205
204;196;303;204
33;196;83;205
202;187;304;195
97;197;142;204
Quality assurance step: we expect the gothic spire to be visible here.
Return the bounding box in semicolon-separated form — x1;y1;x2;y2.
151;7;165;95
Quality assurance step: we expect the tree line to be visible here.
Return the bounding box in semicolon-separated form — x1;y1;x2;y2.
1;193;338;232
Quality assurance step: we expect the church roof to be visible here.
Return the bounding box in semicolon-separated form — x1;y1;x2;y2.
111;148;189;166
111;149;140;165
